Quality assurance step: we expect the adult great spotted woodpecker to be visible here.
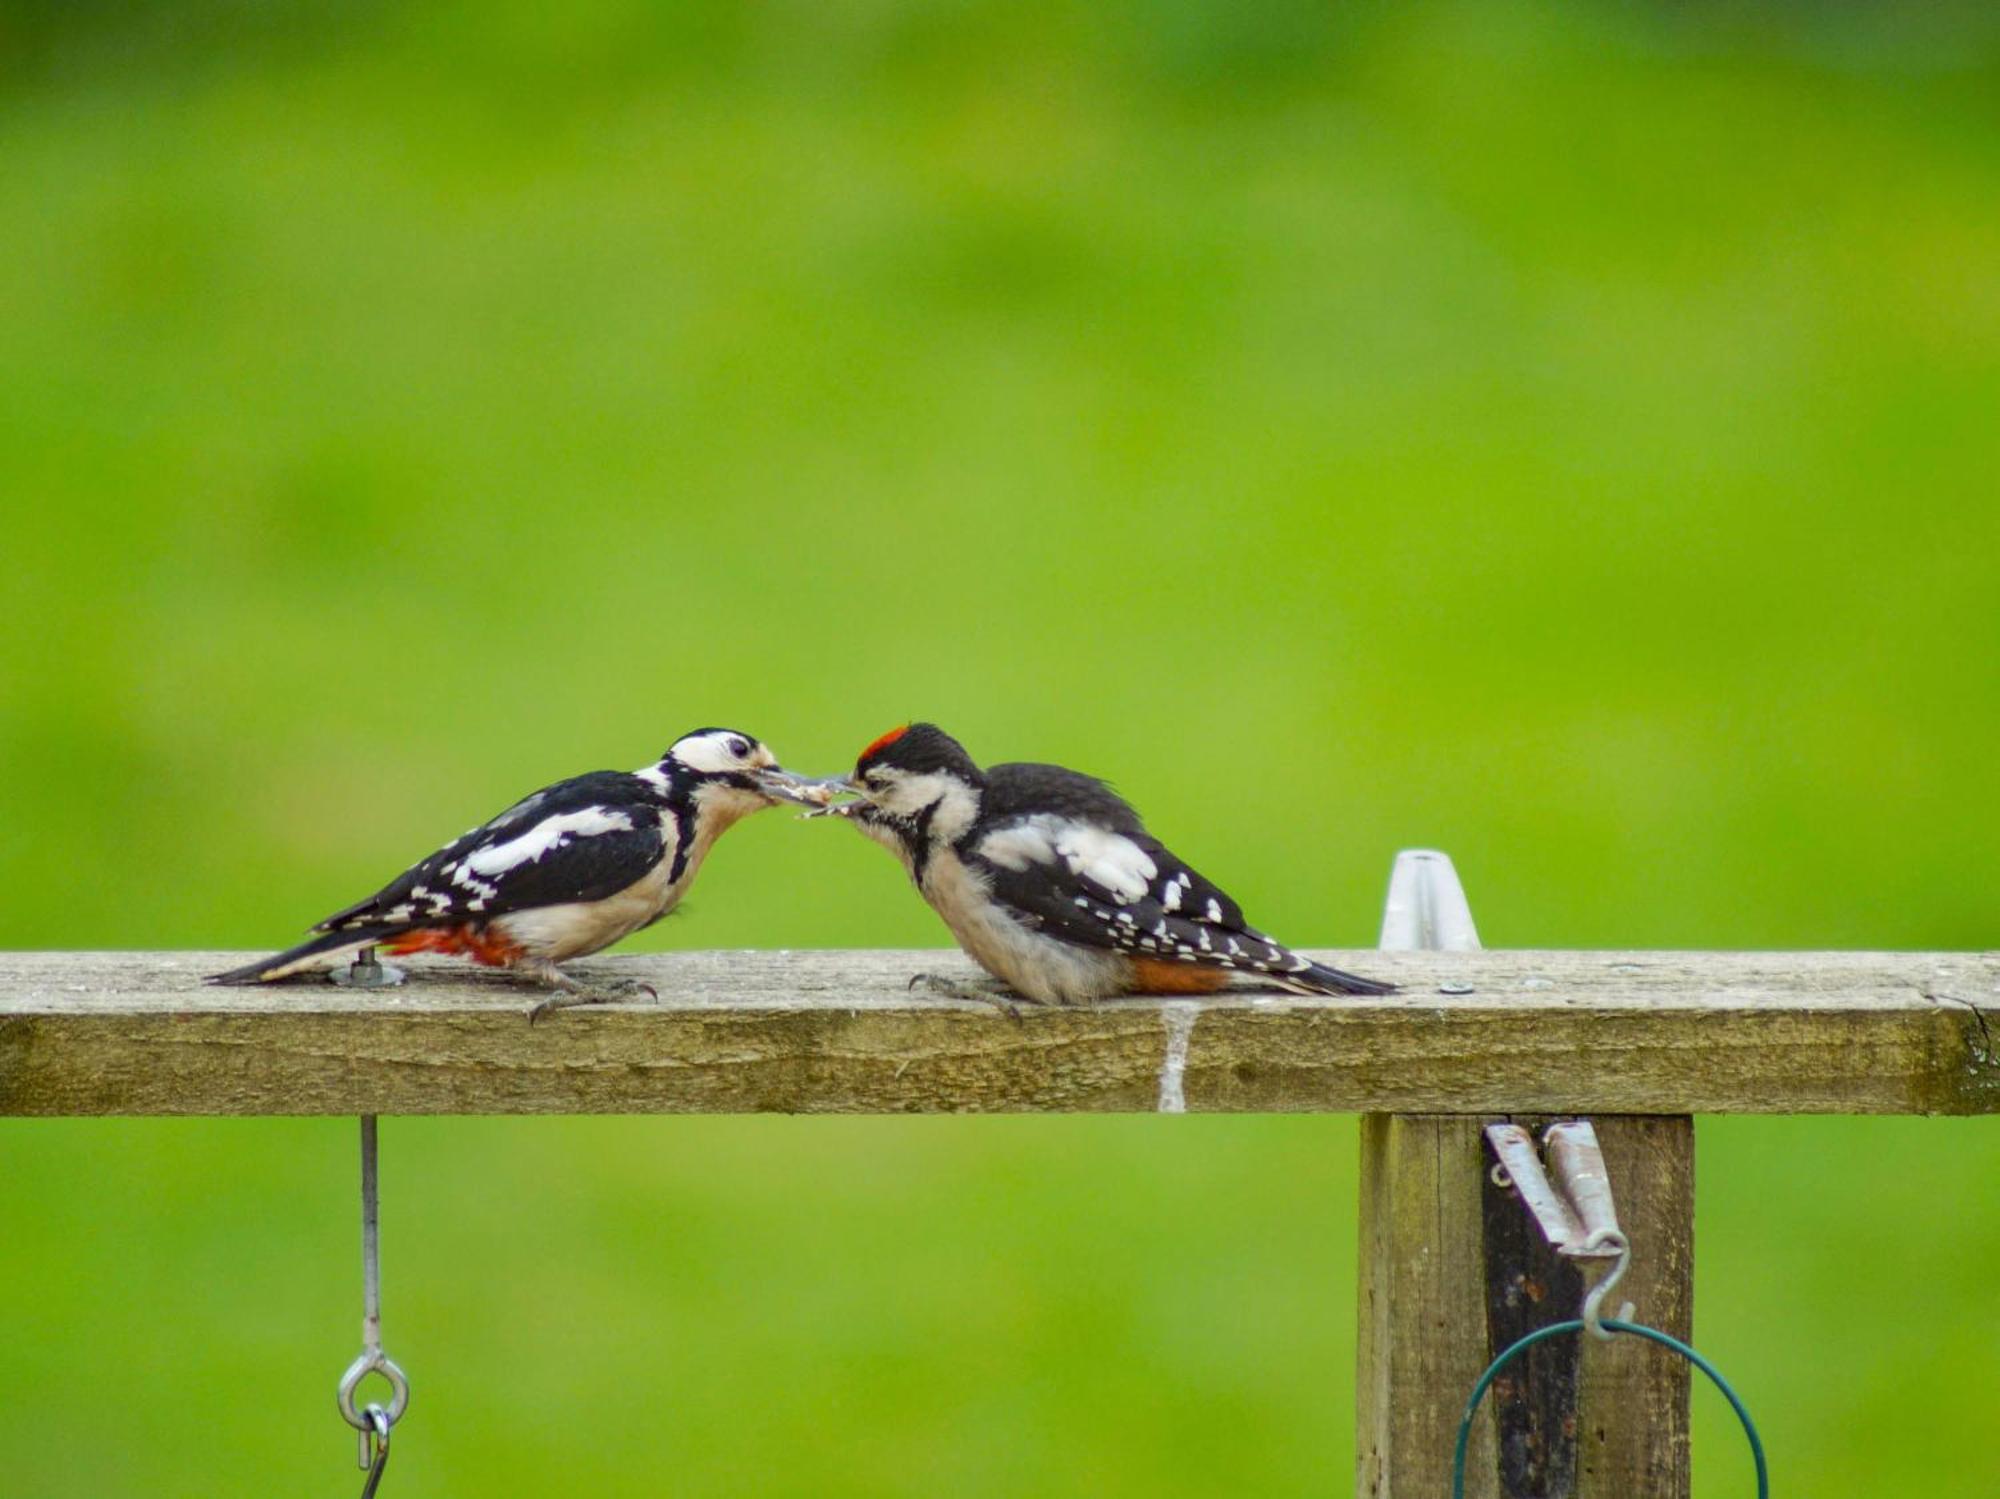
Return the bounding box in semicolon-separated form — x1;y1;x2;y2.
814;723;1393;1004
208;728;826;1016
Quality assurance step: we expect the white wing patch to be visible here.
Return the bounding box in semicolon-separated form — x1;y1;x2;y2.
464;808;634;877
1054;824;1157;904
975;820;1059;871
976;814;1159;904
436;858;500;903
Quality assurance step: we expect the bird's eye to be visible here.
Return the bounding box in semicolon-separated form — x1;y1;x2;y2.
729;737;753;759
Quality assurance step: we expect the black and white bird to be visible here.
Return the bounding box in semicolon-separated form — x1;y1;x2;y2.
208;728;825;1013
816;723;1393;1004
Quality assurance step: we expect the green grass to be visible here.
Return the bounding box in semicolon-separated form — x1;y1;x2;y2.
2;2;1997;1494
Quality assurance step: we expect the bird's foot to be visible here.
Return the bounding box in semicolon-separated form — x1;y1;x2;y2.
526;975;658;1025
906;971;1027;1021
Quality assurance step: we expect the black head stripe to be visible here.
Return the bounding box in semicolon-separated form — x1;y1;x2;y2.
664;780;699;883
909;799;940;884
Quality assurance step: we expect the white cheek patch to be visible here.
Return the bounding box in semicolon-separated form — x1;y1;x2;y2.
666;731;750;775
465;808;633;877
875;772;980;841
875;771;933;815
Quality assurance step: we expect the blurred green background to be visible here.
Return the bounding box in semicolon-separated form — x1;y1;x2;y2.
2;1;1997;1494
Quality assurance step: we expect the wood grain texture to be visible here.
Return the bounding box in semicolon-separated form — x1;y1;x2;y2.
1357;1114;1496;1499
1;949;1994;1117
1574;1116;1694;1499
1481;1128;1587;1497
1477;1116;1694;1499
1361;1116;1694;1499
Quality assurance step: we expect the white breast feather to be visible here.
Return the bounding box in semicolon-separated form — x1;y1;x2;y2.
921;846;1129;1004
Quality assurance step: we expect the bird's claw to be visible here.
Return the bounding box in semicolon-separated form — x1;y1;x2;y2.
906;971;1025;1022
527;980;658;1026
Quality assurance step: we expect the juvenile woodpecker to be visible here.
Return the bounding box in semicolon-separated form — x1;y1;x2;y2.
208;728;824;1013
815;723;1393;1004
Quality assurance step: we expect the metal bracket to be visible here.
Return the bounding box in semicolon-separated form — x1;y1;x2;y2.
1485;1119;1635;1339
1378;849;1481;953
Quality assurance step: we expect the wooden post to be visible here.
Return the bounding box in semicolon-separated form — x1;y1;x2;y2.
1566;1115;1694;1495
1478;1114;1694;1497
1358;852;1494;1497
1357;855;1697;1498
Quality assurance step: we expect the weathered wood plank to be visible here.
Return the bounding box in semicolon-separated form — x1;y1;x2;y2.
1481;1123;1588;1496
1357;1114;1495;1498
1573;1116;1694;1497
1476;1116;1694;1499
1;949;1995;1117
1359;849;1491;1499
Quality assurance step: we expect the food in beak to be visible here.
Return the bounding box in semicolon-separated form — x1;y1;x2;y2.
803;799;862;819
751;770;848;807
792;776;862;817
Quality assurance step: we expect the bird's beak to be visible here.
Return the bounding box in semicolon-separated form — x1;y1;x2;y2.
795;775;866;818
751;769;852;808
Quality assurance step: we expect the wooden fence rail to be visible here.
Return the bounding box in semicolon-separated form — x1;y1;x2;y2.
4;913;1995;1499
1;947;1993;1117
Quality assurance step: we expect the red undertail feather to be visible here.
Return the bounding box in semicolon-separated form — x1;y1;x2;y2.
383;925;527;966
1128;958;1233;995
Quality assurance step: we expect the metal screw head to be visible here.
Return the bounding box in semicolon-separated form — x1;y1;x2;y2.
331;947;406;990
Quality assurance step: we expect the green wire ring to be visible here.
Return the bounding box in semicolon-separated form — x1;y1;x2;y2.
1451;1318;1768;1499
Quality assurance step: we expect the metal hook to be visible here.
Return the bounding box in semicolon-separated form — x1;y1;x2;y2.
338;1347;411;1432
337;1116;410;1483
1484;1120;1637;1340
1578;1225;1635;1342
357;1405;392;1499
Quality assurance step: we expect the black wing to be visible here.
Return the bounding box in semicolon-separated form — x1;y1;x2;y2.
968;763;1273;964
313;771;667;933
980;762;1145;836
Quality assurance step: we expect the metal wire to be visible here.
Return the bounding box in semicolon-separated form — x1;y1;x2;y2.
338;1116;409;1458
361;1113;382;1354
1451;1318;1768;1499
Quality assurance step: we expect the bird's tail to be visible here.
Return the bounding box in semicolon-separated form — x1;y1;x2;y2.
1272;955;1397;997
206;926;403;986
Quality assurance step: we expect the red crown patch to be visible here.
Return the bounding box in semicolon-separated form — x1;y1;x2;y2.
857;724;910;765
